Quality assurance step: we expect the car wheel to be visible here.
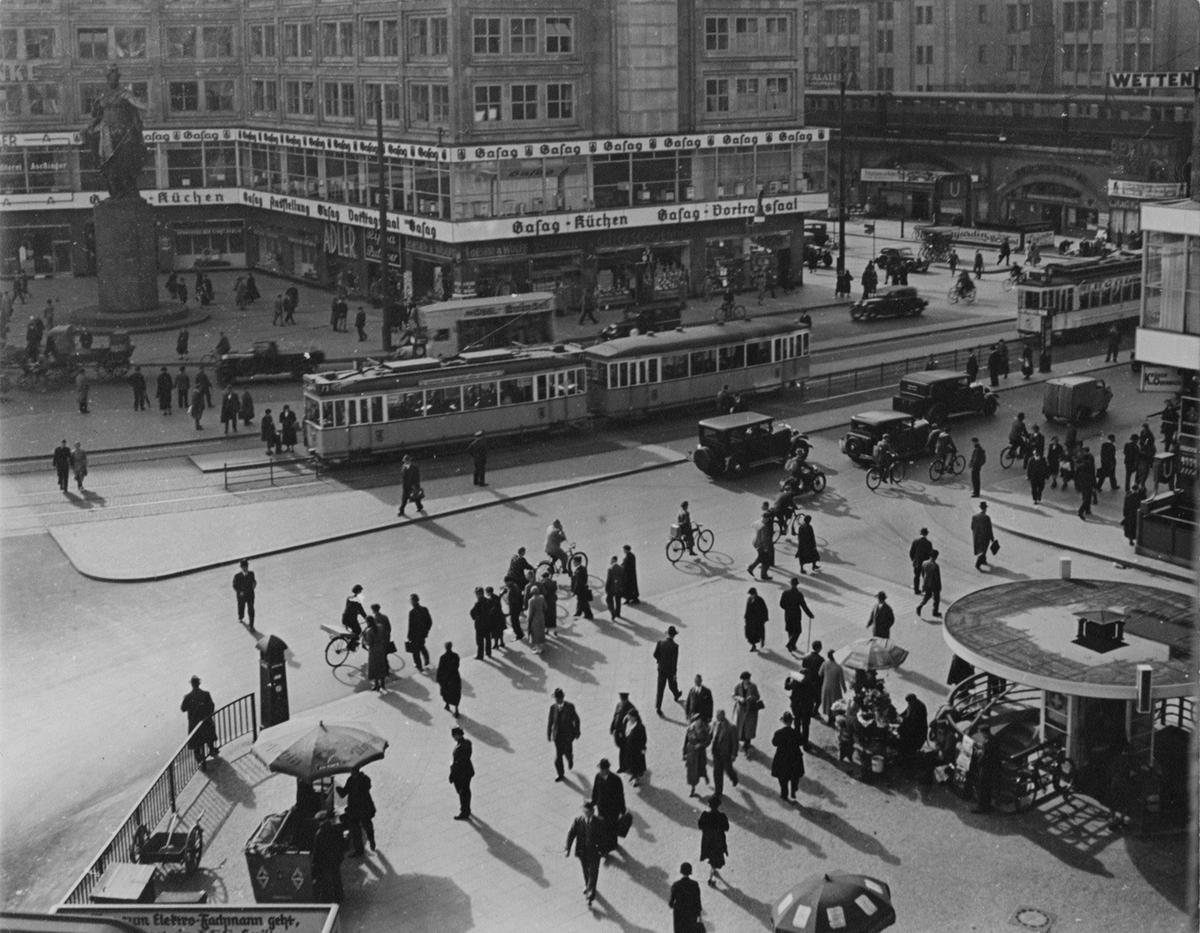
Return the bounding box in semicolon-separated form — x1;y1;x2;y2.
726;454;747;477
983;396;999;416
851;311;863;321
844;437;863;461
693;446;719;476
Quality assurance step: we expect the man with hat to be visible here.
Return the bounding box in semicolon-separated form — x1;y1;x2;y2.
609;691;638;766
770;710;805;801
653;626;683;714
398;454;424;516
867;591;894;639
669;862;703;932
971;501;995;571
565;801;604;904
449;726;474;820
590;758;626;855
547;687;581;782
466;429;488;486
232;558;256;626
180;675;218;769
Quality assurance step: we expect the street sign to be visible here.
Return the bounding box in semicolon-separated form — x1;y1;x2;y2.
1140;364;1183;392
1107;71;1198;90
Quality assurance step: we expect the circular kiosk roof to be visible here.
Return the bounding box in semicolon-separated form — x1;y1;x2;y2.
943;579;1194;700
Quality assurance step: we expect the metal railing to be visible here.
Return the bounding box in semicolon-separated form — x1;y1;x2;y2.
946;673;1042;729
60;693;258;906
1155;697;1195;732
223;458;318;490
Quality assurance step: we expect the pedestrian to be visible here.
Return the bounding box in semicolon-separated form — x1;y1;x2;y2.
716;384;733;414
68;441;88;491
1020;343;1034;379
577;285;598;325
622;708;648;786
610;691;637;761
860;262;876;299
743;586;768;652
470;587;492;661
156;366;173;415
620;544;639;605
527;583;547;654
683;712;712;797
1075;447;1096;519
570;554;593;620
74;369;90;414
998;237;1011;266
1136;424;1156;487
484;585;506;650
52;439;71;492
239;390;255;427
398;454;424;515
770;712;804;801
232;558;256;626
731;671;761;753
365;604;391;690
215;332;231;356
337;767;377;853
916;550;943;618
277;404;298;453
986;345;1002;387
604;555;624;618
973;250;984;279
747;505;774;580
565;801;604;905
195;366;213;409
867;591;894;638
1026;449;1048;504
897;694;929;760
1122;485;1143;545
1047;435;1065;489
590;758;626;855
1104;324;1121;362
1123;433;1139;491
173;366;189;410
354;307;367;341
780;577;814;653
710;709;739;796
909;527;933;594
700;791;724;887
311;812;345;903
273;293;285;326
467;430;488;485
180;675;219;769
407;593;433;670
506;546;534;586
948;250;959;275
129;365;148;411
176;326;189;356
671;862;705;930
785;671;817;749
795;513;821;573
449;726;474;820
1029;424;1045;458
506;576;525;638
654;626;683;714
283;291;297;325
329;296;341;330
969;436;986;497
189;386;205;430
548;687;581;781
971;501;996;571
685;674;714;723
971;725;1000;813
965;350;979;382
1160;397;1180;448
998;340;1010;379
818;650;846;724
261;409;279;455
436;641;462;716
1098;434;1118;491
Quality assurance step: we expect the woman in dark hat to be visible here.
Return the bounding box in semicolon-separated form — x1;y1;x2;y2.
770;711;804;801
697;795;730;887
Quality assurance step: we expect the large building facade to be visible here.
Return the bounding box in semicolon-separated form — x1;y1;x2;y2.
0;0;826;311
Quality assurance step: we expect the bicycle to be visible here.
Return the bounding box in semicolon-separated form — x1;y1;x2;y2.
1010;742;1076;813
666;523;714;564
713;299;747;323
537;541;588;580
999;440;1030;470
322;624;361;668
865;457;908;490
1001;271;1025;292
928;452;966;482
947;283;977;304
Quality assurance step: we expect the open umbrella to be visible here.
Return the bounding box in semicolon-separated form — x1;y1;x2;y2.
773;872;896;933
251;719;388;781
832;637;909;672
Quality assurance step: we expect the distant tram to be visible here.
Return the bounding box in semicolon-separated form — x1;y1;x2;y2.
1016;255;1142;342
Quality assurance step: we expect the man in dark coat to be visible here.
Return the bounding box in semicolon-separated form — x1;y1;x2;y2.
220;388;239;434
972;725;1000;813
1123;434;1140;491
506;547;534;585
233;558;256;626
867;591;894;639
609;691;637;762
311;813;345;903
470;587;491;660
1026;450;1049;504
466;430;488;485
449;726;474;820
129;366;148;411
654;627;683;713
590;758;626;854
484;586;506;650
1122;485;1143;545
969;436;986;496
604;556;625;619
565;801;604;905
771;711;804;800
965;350;979;382
407;593;433;671
794;513;820;573
897;694;928;758
669;863;703;932
916;550;943;617
780;577;815;653
548;687;581;781
180;675;218;768
710;709;739;795
986;346;1002;387
744;587;768;652
787;671;819;748
620;544;639;604
1098;434;1118;491
909;528;933;594
971;502;995;570
571;556;593;620
436;641;462;716
1075;447;1096;519
337;767;376;854
156;366;173;415
398;455;424;515
685;674;714;723
747;507;774;580
194;366;213;408
52;439;71;492
175;366;190;410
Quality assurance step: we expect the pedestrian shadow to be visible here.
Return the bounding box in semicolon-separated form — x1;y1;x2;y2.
389;673;432;702
629;807;656;844
606;848;672;916
985;565;1032;581
589;891;658;933
468;817;549;887
630;603;681;628
455;713;512;753
801;489;856;520
403;519;466;547
541;632;604;685
609;614;662;644
893;667;951;696
716;881;775;930
80;489;107;506
635;781;705;829
378;687;433;725
594;620;638;646
489;650;547;693
721;778;824;857
802;806;902;864
348;857;474;933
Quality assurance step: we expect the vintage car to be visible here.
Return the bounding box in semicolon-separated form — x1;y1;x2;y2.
598;299;685;340
874;247;931;274
41;325;135;379
891;369;999;424
1042;375;1113;424
214;340;326;386
839;410;933;464
693;411;795;478
803;221;829;246
850;286;928;321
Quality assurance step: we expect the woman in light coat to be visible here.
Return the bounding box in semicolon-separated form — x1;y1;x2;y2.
682;713;712;798
818;650;846;725
731;671;761;754
526;588;546;653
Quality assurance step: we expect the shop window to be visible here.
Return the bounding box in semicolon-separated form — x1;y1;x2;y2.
474;85;501;122
205;143;236;186
169;81;199;112
426;387;460;414
205;80;235;112
283;23;314;59
500;376;534;405
284;149;318;196
246;146;282;191
321;21;354;58
691;349;716;375
250;80;278;114
24;28;55;59
511;84;537;121
662;353;689;380
77;28;109;60
464;383;499;409
408;16;448;57
363;19;399;58
386;392;422;420
547;84;574;121
746;340;771;366
25;149;70;191
285;80;315;116
705;17;729;52
166;26;197;58
26;84;60;116
545;17;573;54
202;26;234;58
167;147;204;188
473;18;501;55
249;24;276;58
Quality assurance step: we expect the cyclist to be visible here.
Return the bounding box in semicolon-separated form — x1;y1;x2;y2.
719;282;737;318
789;431;811;463
342;584;368;649
1008;412;1030;466
772;477;800;535
676;500;696;555
873;433;898;484
544;518;569;574
954;269;975;300
933;429;958;472
1008;261;1023;284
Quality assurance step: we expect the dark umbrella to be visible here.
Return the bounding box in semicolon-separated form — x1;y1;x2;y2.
251;719;388;782
773;872;896;933
832;637;909;673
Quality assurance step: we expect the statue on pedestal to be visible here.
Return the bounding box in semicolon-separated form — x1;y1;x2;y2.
82;65;147;199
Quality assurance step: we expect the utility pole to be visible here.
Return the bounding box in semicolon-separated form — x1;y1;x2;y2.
836;68;847;275
376;92;395;351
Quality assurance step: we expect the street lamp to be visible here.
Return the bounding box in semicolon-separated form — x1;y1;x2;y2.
836;68;847;275
374;91;398;351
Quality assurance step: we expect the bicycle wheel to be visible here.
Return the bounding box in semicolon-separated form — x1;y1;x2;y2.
865;466;882;491
964;289;977;304
1000;446;1015;470
696;528;714;554
929;459;946;482
572;550;589;571
325;636;352;668
951;454;966;475
666;538;685;564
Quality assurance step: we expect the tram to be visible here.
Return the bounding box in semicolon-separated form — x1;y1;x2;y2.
1016;255;1142;343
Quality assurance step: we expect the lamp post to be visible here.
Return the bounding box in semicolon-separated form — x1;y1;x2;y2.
836;68;847;275
375;92;396;351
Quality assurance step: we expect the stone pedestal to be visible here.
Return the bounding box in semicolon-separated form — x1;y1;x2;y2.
94;196;159;314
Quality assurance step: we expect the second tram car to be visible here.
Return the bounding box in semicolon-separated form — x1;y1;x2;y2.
1017;256;1142;342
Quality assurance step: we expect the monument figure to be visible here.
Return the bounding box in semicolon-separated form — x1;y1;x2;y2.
83;65;147;199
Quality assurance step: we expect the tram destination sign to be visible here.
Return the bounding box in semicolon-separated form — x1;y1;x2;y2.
1107;71;1198;90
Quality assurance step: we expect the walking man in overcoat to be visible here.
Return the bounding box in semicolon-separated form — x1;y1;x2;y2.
52;439;71;492
916;550;943;617
780;577;814;653
450;726;474;820
565;801;604;905
909;528;933;594
232;558;256;626
867;591;894;639
337;767;376;854
969;436;986;497
548;687;581;781
654;626;683;713
590;758;626;855
180;675;219;769
467;430;488;485
971;501;995;570
436;641;462;716
710;709;740;795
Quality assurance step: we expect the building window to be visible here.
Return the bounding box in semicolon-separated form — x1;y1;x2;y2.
474;84;501;122
409;83;431;123
1063;4;1075;31
408;16;448;57
876;67;894;89
80;81;147;115
323;80;355;118
0;30;16;60
547;83;573;120
169;80;199;112
705;17;729;52
877;30;893;52
202;25;233;58
363;19;399;58
250;78;277;113
0;86;20;115
1062;45;1074;70
978;4;988;22
284;79;315;115
734;17;759;53
1006;45;1017;70
545;16;573;53
705;78;729;113
978;45;987;63
510;17;537;54
473;18;501;55
364;82;400;120
878;1;893;19
511;84;537;120
166;27;196;57
26;83;60;115
431;84;449;122
204;79;235;111
24;28;54;59
1076;1;1089;29
321;21;354;58
765;76;790;111
1007;5;1018;31
77;28;109;60
1076;44;1089;72
283;22;313;58
249;24;276;58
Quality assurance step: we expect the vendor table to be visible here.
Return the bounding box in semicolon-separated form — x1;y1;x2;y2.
91;861;157;903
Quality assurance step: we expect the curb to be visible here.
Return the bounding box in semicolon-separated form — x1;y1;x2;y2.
991;520;1192;584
